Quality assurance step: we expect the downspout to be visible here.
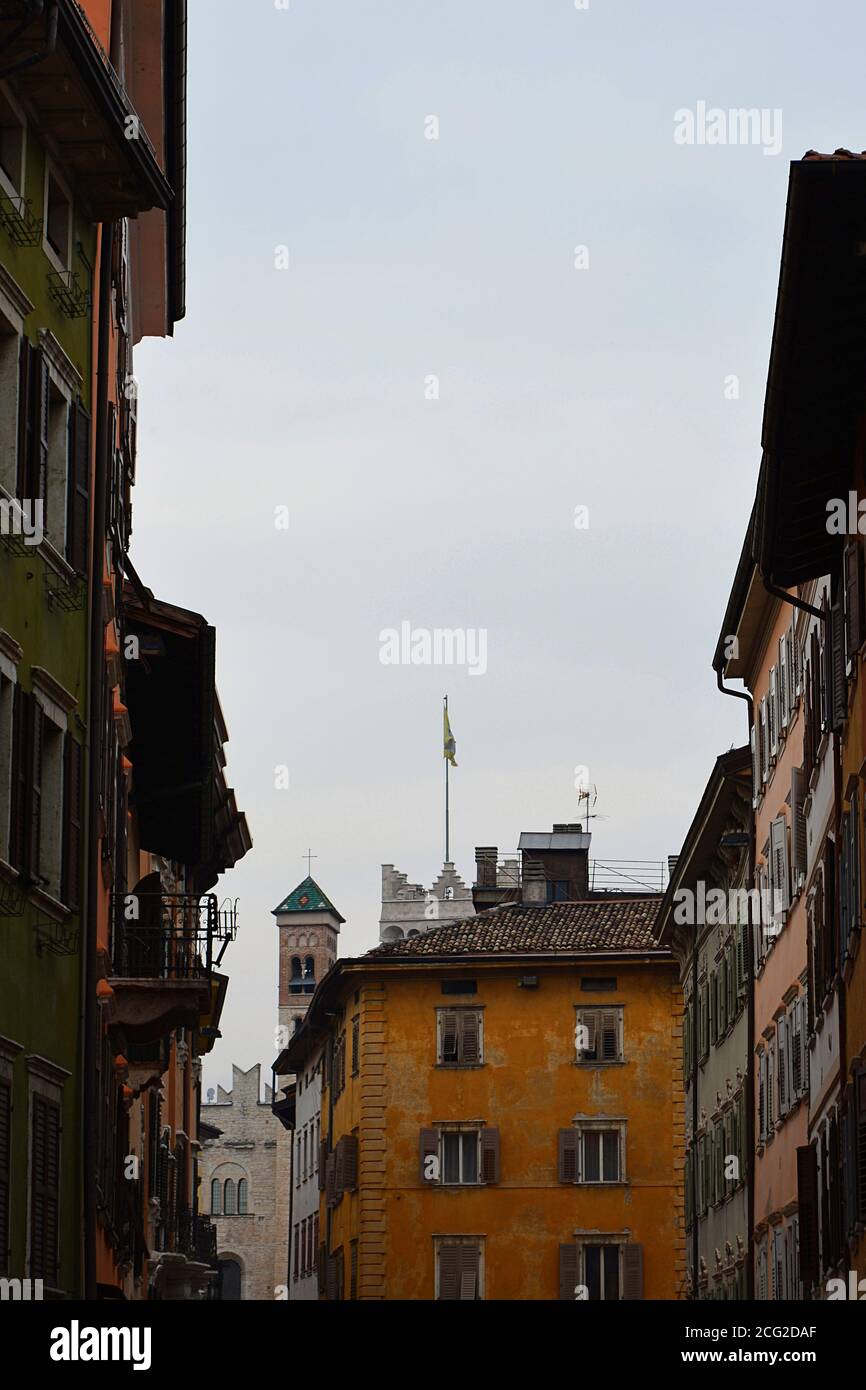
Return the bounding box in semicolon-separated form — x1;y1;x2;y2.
83;221;114;1301
715;668;756;1298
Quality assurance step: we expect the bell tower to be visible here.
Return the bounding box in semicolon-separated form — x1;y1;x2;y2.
273;876;344;1045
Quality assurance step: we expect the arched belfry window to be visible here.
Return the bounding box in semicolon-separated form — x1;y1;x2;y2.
211;1178;222;1215
224;1178;236;1215
237;1178;248;1214
290;955;303;995
303;956;316;993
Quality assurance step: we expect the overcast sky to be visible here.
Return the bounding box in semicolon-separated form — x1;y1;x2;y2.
130;0;866;1094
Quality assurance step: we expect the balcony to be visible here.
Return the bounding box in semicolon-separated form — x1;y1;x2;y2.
106;892;217;1043
177;1209;218;1267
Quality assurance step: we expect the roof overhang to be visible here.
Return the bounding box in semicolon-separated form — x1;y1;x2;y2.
0;0;173;219
656;747;751;946
755;152;866;587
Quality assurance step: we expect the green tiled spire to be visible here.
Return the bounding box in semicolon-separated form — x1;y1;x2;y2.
271;876;345;922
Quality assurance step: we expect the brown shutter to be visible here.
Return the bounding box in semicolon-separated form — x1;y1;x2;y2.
334;1135;345;1195
29;699;43;879
857;1072;866;1225
480;1127;500;1184
342;1133;358;1192
16;336;32;496
317;1242;327;1297
845;543;862;660
0;1078;10;1276
831;600;847;729
559;1243;579;1300
325;1152;337;1208
622;1243;644;1299
459;1259;477;1300
419;1127;439;1182
317;1139;327;1191
461;1010;480;1063
797;1143;819;1286
325;1250;339;1301
8;685;29;873
61;736;83;911
66;404;91;574
440;1009;458;1061
558;1128;579;1183
30;1092;60;1286
600;1010;619;1061
438;1243;460;1300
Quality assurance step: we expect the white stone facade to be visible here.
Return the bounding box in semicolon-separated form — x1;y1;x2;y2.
379;861;474;942
200;1063;286;1301
290;1037;325;1300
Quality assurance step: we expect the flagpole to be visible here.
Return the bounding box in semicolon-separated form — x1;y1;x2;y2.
444;694;450;863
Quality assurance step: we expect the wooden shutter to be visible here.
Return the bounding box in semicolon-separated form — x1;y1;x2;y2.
325;1250;340;1301
845;542;862;661
857;1072;866;1225
16;336;32;496
341;1133;358;1192
830;600;847;730
61;735;83;911
30;1092;60;1286
438;1243;460;1300
460;1010;480;1063
791;767;807;887
622;1243;644;1300
28;698;43;880
578;1008;596;1059
558;1128;579;1183
768;667;778;756
0;1079;10;1276
325;1152;337;1208
760;698;769;782
334;1135;345;1194
419;1127;439;1183
317;1243;327;1297
559;1243;578;1300
318;1139;327;1191
8;685;30;874
778;1016;788;1114
779;637;789;728
751;724;760;806
440;1009;458;1062
600;1010;619;1061
480;1127;500;1184
797;1143;819;1287
66;404;90;574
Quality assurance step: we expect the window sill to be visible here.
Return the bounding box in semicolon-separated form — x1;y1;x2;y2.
435;1062;486;1070
573;1059;626;1067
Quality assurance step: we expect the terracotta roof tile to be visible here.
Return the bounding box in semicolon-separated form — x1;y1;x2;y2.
368;897;666;958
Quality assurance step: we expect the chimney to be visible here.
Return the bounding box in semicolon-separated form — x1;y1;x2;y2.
475;846;498;889
522;858;547;905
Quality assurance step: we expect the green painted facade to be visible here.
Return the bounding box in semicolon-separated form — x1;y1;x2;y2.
0;101;96;1298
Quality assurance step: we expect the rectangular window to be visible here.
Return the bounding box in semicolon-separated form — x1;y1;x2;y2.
436;1008;482;1065
441;980;477;995
442;1129;479;1185
581;1128;621;1183
574;1006;623;1063
584;1243;620;1301
580;977;617;992
44;165;71;270
435;1238;482;1300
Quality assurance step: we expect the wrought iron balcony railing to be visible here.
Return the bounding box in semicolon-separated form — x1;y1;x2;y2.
110;893;216;980
177;1209;218;1266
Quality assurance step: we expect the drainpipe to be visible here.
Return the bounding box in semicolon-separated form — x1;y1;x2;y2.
83;221;114;1301
714;669;756;1298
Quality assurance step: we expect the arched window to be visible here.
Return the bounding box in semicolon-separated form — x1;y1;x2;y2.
224;1178;236;1215
304;956;315;993
237;1178;248;1214
407;929;420;938
211;1178;222;1215
290;955;303;994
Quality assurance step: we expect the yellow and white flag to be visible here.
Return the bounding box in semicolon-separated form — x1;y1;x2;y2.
443;706;458;767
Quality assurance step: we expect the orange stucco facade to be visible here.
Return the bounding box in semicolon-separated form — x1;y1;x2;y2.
320;955;683;1300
